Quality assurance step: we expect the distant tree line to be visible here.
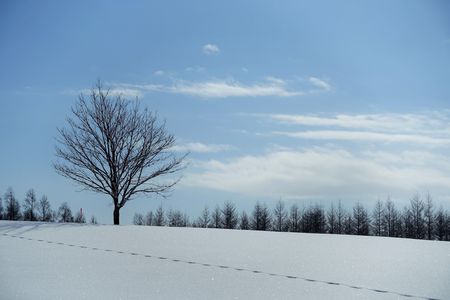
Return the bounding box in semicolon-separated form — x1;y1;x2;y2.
133;193;450;241
0;187;98;224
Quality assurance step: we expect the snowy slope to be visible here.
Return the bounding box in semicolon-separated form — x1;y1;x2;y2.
0;221;449;300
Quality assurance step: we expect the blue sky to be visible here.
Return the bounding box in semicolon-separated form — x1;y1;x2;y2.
1;1;450;224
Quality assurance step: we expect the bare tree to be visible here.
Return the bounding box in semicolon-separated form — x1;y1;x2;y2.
326;203;337;234
371;199;384;236
221;202;238;229
435;206;448;241
303;204;326;233
336;200;345;234
57;202;73;223
382;196;393;237
288;203;301;232
181;212;190;227
251;202;271;231
211;205;222;228
343;213;353;235
402;206;415;238
239;211;250;230
74;208;86;223
167;209;184;227
383;197;400;237
352;202;370;235
197;206;211;228
90;215;98;224
153;204;165;226
410;193;425;239
272;200;288;232
4;187;21;220
145;211;153;226
23;189;38;221
133;213;145;225
38;195;53;222
54;83;186;225
424;192;434;240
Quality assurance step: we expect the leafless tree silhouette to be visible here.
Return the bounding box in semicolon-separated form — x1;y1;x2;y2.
54;82;186;224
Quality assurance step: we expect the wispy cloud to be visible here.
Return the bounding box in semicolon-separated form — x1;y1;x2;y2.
167;78;304;98
85;74;332;100
273;130;450;145
202;44;220;55
108;83;166;93
171;142;235;153
72;87;144;98
183;148;450;201
154;70;165;76
107;88;143;98
246;112;450;146
185;66;206;73
309;77;331;91
114;78;305;98
267;113;448;134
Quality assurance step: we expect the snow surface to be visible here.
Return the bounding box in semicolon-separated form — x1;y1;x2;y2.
0;221;449;300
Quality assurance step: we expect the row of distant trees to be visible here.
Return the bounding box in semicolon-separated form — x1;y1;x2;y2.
0;187;97;224
134;193;450;241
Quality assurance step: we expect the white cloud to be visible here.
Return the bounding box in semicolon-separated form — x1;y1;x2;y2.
267;113;448;134
183;148;450;201
259;112;450;147
202;44;220;55
273;130;450;145
77;87;143;98
104;74;333;100
265;76;286;85
309;77;332;91
185;66;206;73
107;88;143;98
168;79;304;98
171;142;235;153
111;83;166;93
361;150;450;170
154;70;165;76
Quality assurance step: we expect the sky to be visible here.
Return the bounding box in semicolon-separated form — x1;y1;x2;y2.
1;0;450;224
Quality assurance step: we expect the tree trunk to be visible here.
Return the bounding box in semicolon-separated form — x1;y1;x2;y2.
113;206;120;225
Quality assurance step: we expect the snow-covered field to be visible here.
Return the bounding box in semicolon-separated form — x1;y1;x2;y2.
0;221;449;300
